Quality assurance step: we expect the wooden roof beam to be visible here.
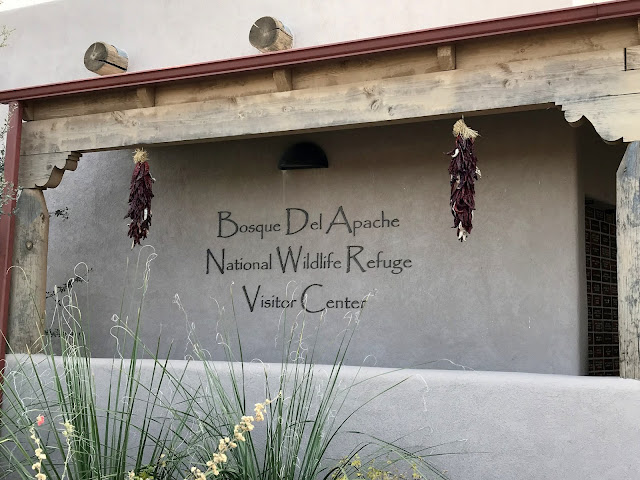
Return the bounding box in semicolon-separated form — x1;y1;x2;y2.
18;48;639;157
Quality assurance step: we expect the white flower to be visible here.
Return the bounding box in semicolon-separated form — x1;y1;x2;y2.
218;439;227;453
190;467;206;480
212;452;227;464
61;420;74;437
34;448;46;461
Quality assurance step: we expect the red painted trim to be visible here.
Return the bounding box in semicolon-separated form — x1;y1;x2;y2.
0;102;22;391
1;1;639;102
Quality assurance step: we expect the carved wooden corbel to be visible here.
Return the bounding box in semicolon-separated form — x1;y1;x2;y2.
18;151;82;189
560;43;640;143
561;94;640;144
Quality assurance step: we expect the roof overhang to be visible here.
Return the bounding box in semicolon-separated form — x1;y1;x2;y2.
2;1;640;190
1;0;640;102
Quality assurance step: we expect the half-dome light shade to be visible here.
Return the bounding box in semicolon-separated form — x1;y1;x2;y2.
279;142;328;170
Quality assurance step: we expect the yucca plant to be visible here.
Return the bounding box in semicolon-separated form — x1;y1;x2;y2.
0;250;195;480
180;288;451;480
1;250;453;480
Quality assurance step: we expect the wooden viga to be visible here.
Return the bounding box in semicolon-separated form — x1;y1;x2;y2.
84;42;128;75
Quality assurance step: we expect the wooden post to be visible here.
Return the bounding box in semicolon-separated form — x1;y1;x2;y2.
617;141;640;379
7;189;48;353
0;102;22;382
84;42;128;75
249;16;293;52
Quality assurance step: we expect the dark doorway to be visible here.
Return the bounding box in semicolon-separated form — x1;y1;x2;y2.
585;199;619;376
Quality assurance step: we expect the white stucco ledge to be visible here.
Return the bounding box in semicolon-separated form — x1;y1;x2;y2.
4;355;640;480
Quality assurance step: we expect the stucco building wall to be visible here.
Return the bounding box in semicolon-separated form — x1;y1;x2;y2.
2;4;637;479
41;109;585;374
0;1;625;376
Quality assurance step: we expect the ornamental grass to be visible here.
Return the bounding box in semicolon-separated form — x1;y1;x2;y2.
1;249;450;480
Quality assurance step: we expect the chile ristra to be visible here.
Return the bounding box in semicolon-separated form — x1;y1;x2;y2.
125;149;155;247
447;119;481;242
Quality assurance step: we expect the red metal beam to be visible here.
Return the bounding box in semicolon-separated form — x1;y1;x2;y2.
0;101;22;388
1;0;640;103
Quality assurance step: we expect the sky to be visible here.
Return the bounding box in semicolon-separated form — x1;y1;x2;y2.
0;0;616;12
0;0;57;12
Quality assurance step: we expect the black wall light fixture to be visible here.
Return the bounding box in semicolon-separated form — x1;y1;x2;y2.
279;142;328;170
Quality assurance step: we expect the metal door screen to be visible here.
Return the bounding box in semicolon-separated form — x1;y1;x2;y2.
585;199;619;376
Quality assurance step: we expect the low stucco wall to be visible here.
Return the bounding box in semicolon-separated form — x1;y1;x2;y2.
4;354;640;480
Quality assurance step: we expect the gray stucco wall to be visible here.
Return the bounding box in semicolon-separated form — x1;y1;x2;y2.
43;109;584;374
5;354;640;480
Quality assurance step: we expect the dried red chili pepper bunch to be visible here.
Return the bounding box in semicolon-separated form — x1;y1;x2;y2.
447;119;481;242
125;149;154;247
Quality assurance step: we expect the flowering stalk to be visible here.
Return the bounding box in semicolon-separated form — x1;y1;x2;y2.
27;416;75;480
190;393;280;479
447;118;481;242
60;420;74;480
29;417;47;480
125;149;154;248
